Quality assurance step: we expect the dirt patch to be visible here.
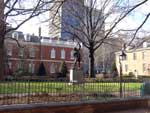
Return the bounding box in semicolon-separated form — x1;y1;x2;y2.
0;93;118;105
0;93;82;105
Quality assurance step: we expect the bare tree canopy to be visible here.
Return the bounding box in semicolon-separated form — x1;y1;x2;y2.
52;0;150;77
0;0;149;78
0;0;66;79
4;0;66;33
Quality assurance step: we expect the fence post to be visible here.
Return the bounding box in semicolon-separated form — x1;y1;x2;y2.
27;79;30;104
81;80;84;101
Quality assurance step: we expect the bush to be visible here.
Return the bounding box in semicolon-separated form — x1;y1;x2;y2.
138;76;150;80
13;68;32;78
111;62;118;78
5;75;14;81
59;61;68;77
128;72;135;77
111;62;117;73
123;74;128;76
38;62;46;76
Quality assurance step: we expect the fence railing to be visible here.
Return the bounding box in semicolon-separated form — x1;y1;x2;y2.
0;79;143;105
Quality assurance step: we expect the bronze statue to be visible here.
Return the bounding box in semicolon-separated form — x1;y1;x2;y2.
73;42;81;69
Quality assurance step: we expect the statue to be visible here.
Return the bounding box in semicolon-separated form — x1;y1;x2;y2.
73;42;81;69
69;42;83;84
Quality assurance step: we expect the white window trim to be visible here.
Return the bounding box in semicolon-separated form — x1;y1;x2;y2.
7;48;12;56
61;49;65;59
18;62;23;69
70;50;74;59
19;49;24;57
51;48;56;58
8;62;12;69
125;64;128;72
30;48;35;58
143;63;146;72
133;52;136;60
29;63;34;73
50;63;55;73
142;52;146;60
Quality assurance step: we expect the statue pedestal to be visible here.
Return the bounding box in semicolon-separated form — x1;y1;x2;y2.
69;69;83;84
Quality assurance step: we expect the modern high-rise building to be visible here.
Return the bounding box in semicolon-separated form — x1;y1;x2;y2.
49;0;84;40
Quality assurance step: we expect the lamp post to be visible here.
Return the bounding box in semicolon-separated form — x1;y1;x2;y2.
119;50;126;98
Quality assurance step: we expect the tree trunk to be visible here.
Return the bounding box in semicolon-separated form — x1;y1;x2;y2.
0;0;5;80
0;47;4;80
89;47;95;78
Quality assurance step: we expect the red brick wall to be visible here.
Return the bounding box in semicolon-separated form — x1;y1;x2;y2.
4;39;82;77
0;99;148;113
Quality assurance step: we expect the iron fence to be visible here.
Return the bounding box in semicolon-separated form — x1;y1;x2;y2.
0;79;144;105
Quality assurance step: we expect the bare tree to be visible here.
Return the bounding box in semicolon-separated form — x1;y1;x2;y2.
52;0;149;77
0;0;66;79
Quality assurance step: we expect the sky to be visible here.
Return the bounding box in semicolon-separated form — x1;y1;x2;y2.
17;0;150;37
18;16;49;37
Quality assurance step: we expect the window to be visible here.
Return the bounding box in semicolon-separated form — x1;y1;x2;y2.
50;63;55;73
18;48;24;57
29;63;34;73
8;62;12;69
29;48;35;58
143;63;146;72
12;32;19;40
51;48;56;58
142;52;146;59
61;49;65;59
5;62;12;75
125;64;128;72
25;34;31;41
133;52;136;60
18;62;23;69
70;50;74;59
7;62;12;69
7;48;12;56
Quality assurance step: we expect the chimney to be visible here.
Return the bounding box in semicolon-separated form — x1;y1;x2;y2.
39;27;41;37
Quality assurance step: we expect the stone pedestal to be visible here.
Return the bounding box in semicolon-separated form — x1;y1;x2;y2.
69;69;83;83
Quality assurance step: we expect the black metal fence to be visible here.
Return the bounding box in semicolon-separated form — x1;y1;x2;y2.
0;79;144;105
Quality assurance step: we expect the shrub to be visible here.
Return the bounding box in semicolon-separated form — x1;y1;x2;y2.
111;62;117;73
128;72;135;77
38;62;46;76
123;74;128;76
59;61;68;77
111;62;118;78
13;68;32;79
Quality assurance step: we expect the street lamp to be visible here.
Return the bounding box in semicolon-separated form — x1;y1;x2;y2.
119;50;127;98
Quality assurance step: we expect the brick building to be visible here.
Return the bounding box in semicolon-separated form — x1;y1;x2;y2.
4;31;81;77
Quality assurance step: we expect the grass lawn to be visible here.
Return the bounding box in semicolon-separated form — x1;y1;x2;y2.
0;81;143;94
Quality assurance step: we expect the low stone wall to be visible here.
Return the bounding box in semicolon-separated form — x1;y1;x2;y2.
0;98;148;113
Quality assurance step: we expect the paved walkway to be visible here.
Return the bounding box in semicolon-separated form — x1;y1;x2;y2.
107;108;150;113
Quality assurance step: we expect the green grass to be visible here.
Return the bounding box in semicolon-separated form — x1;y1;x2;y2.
0;81;143;94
